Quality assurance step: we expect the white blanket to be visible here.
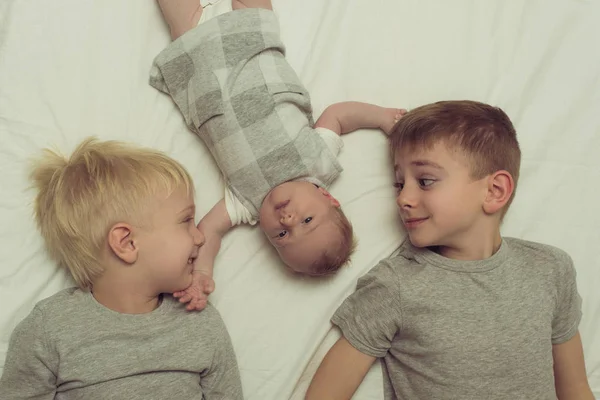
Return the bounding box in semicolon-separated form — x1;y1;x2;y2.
0;1;598;398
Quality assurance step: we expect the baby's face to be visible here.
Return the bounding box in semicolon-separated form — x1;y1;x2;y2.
259;181;340;273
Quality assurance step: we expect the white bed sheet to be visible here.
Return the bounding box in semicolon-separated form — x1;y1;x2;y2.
0;1;598;399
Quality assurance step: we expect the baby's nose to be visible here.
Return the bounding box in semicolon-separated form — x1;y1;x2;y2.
279;210;297;225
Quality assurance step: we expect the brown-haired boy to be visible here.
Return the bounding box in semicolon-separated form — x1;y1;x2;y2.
306;100;594;399
149;0;404;310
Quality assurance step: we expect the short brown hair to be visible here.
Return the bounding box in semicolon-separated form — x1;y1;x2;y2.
389;100;521;214
30;137;194;290
306;207;356;277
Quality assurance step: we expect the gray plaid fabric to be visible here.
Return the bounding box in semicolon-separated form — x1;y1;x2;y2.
150;9;343;219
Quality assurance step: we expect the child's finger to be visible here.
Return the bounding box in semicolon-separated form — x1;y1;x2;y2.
179;293;192;303
204;280;215;293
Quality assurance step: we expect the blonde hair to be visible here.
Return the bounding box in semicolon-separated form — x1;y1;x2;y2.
389;100;521;215
30;137;194;290
307;207;356;277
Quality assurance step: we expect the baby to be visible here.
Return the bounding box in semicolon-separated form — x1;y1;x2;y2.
0;138;243;399
150;0;404;309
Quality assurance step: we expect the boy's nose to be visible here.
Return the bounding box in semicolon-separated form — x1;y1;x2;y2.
396;186;417;209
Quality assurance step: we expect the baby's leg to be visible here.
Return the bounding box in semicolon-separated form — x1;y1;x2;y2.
232;0;272;10
157;0;204;40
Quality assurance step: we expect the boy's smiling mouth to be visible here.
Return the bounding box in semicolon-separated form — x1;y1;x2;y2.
403;217;429;229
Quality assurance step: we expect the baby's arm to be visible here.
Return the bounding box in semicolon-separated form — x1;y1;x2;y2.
305;337;376;400
315;101;406;136
552;331;594;400
0;308;57;399
173;199;232;311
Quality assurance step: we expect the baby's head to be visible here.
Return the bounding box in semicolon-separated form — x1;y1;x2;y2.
258;181;355;276
30;138;203;292
389;100;521;248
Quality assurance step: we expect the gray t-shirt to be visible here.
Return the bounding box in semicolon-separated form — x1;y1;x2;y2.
332;237;582;400
0;288;243;399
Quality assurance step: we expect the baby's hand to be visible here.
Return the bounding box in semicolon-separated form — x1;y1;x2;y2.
173;270;215;311
232;0;273;10
381;108;407;135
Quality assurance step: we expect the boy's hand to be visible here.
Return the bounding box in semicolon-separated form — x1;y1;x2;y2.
173;270;215;311
380;108;407;135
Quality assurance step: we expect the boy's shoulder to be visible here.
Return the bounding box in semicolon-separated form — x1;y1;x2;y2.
503;236;573;267
362;241;426;283
33;286;86;314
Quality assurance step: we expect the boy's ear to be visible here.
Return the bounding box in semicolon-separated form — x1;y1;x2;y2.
107;223;138;264
483;170;514;215
318;187;340;207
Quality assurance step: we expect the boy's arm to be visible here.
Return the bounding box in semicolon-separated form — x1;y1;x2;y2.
552;331;595;400
315;101;405;136
305;337;376;400
0;308;57;399
174;199;233;310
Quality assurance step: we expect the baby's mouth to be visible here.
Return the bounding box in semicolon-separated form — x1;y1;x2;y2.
275;200;290;210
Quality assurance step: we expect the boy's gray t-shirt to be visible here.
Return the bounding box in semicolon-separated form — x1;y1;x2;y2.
0;288;243;399
332;237;582;400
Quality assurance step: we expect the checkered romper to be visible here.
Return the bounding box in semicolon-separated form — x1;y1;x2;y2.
150;8;342;219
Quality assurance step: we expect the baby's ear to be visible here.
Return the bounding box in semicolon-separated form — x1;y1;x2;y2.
318;187;340;207
483;170;514;215
107;223;138;264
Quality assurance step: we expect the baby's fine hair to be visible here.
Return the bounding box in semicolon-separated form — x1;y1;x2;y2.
389;100;521;214
30;138;194;290
307;207;356;276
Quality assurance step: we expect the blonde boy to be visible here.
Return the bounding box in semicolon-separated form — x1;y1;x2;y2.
306;101;594;400
0;138;242;399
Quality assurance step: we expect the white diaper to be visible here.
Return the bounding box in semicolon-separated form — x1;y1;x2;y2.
198;0;233;25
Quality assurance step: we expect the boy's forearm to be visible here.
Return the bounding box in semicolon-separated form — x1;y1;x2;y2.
315;101;390;135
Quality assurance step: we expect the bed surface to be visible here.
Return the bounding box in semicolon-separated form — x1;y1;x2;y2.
0;1;598;398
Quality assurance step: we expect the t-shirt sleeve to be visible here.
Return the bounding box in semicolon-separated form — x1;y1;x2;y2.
316;127;344;157
551;250;582;344
224;187;257;226
200;305;244;400
0;306;57;399
331;260;402;358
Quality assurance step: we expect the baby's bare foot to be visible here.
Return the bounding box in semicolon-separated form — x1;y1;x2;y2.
232;0;272;10
158;0;204;40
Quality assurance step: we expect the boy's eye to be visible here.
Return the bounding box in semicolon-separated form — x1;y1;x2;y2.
278;230;288;238
183;216;194;223
393;182;404;191
303;217;313;224
418;179;435;187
